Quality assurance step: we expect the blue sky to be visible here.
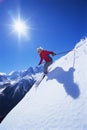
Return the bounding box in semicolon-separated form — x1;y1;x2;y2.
0;0;87;74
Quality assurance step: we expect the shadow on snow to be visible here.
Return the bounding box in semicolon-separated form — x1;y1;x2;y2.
47;67;80;99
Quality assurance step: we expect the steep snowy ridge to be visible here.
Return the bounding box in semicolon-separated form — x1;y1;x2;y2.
0;38;87;130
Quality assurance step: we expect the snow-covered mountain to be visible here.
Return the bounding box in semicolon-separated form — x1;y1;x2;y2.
0;38;87;130
0;66;43;123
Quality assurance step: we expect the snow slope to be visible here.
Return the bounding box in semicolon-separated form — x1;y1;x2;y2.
0;38;87;130
0;66;43;122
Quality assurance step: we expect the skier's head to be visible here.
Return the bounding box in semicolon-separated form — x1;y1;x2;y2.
37;47;43;54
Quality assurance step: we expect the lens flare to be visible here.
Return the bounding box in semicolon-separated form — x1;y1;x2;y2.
13;19;28;36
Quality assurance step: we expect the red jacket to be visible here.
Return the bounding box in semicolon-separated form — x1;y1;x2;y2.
38;50;54;65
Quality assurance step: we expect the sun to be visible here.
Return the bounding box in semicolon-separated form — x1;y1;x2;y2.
12;18;29;39
14;20;26;34
8;15;30;41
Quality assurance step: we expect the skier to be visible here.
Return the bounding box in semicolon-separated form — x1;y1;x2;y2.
37;47;56;76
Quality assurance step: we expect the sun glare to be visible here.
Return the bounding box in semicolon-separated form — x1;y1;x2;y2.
14;20;27;35
12;18;29;39
9;15;30;41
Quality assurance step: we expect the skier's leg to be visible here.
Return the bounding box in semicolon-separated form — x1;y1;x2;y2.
44;60;53;74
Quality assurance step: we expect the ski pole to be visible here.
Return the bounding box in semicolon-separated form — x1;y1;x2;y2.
56;49;73;55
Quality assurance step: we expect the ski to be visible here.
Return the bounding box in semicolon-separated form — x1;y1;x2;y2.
34;74;45;87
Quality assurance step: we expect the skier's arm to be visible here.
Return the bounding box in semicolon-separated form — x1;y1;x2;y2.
38;57;43;65
45;50;56;55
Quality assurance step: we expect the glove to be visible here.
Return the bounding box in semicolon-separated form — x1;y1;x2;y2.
38;63;41;65
52;53;56;56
